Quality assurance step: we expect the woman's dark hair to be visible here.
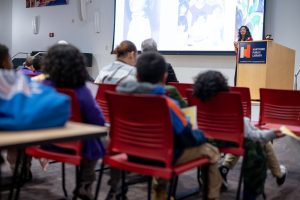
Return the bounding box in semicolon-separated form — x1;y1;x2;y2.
43;44;88;88
0;44;10;69
238;25;252;41
136;52;167;84
193;70;230;102
113;40;137;58
32;55;42;71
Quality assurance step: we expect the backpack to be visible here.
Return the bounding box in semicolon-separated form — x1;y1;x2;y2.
0;70;70;130
243;139;267;196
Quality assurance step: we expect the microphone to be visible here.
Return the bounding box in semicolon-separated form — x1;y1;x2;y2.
11;52;30;59
294;66;300;90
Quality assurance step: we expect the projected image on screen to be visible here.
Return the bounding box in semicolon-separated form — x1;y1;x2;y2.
113;0;265;53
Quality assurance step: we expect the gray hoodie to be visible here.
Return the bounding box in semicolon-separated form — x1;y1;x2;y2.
244;117;276;143
116;81;163;94
94;61;136;84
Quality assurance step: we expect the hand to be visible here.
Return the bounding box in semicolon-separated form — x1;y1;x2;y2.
274;130;285;138
233;41;238;49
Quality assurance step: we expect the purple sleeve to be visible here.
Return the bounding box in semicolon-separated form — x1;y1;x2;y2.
75;85;105;126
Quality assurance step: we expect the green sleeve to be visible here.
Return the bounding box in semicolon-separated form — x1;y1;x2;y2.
165;85;188;108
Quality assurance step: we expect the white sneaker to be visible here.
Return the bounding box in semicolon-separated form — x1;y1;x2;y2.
276;165;287;186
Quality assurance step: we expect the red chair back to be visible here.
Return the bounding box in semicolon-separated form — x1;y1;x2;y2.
26;88;83;165
230;87;251;119
187;90;244;150
95;83;117;123
27;74;38;77
168;82;193;99
56;88;82;122
259;88;300;126
105;91;174;167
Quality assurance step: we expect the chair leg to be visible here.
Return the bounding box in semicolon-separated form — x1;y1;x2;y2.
94;162;105;200
8;150;22;200
236;155;246;200
14;153;28;200
147;176;152;200
167;173;176;200
73;166;80;200
197;167;203;190
121;170;126;200
201;166;209;200
172;176;178;198
62;163;68;197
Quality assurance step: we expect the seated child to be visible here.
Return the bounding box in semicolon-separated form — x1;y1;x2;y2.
41;43;106;200
193;70;287;194
18;56;42;76
106;52;222;200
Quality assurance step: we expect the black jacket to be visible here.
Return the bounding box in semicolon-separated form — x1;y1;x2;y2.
166;63;178;83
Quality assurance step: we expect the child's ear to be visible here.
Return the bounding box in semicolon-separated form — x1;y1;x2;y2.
130;51;135;58
162;72;168;83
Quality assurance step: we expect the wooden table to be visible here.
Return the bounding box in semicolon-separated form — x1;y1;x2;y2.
0;122;108;150
0;122;108;200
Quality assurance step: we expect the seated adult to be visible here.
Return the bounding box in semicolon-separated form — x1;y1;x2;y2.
94;40;137;84
141;38;178;83
141;38;186;107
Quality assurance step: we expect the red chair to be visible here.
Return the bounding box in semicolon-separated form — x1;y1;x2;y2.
95;83;117;123
27;74;38;78
186;90;245;199
96;91;210;200
168;82;193;100
26;88;83;162
258;88;300;134
16;88;84;199
230;87;251;119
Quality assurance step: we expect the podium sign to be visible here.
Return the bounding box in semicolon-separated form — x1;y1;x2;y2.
238;41;267;64
237;41;295;100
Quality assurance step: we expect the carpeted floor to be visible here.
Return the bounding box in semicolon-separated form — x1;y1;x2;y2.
1;136;300;200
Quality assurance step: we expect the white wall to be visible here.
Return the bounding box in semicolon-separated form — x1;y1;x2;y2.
0;0;12;51
11;0;115;77
10;0;300;85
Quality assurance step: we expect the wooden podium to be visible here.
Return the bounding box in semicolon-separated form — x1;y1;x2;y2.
236;41;295;100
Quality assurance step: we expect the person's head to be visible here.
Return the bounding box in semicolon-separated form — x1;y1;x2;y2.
193;70;229;102
43;44;88;88
141;38;158;53
57;40;68;45
32;55;42;71
24;56;33;67
113;40;137;66
238;25;252;41
0;44;12;69
136;52;167;84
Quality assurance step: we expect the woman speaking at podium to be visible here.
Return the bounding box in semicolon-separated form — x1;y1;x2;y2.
234;25;253;85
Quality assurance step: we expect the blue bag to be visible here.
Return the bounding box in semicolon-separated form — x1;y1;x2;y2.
0;70;70;130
